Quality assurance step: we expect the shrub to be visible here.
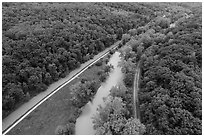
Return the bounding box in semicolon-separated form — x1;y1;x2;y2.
24;92;31;102
55;125;66;135
109;49;115;55
129;28;138;36
103;65;111;73
97;70;104;76
107;54;111;59
2;95;15;110
99;73;108;82
118;42;123;48
122;34;131;45
155;17;171;29
123;72;134;87
95;59;103;66
104;58;109;64
70;80;100;108
81;78;87;83
55;123;75;135
60;72;67;78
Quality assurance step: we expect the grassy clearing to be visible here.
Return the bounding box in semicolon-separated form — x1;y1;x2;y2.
7;56;109;135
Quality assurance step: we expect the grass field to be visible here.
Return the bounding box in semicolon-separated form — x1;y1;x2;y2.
7;57;109;135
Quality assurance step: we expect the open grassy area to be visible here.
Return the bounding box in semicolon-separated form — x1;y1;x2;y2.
7;56;109;135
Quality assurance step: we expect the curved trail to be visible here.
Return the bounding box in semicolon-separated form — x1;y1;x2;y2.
2;41;121;135
133;61;140;119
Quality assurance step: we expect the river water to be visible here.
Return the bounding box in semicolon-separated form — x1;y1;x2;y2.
75;52;123;135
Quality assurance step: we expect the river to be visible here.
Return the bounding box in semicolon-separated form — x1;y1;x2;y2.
75;51;123;135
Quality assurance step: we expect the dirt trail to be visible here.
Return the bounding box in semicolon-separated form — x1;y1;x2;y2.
133;61;140;119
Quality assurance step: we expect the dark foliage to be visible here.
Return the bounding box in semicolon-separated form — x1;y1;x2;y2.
118;2;202;135
138;4;202;134
123;72;134;87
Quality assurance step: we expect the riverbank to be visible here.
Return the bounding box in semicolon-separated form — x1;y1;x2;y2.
4;40;120;135
7;55;110;135
75;52;123;135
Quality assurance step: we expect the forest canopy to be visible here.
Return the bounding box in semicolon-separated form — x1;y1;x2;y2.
117;2;202;135
2;2;202;135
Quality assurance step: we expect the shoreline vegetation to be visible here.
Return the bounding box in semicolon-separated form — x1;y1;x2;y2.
7;51;115;135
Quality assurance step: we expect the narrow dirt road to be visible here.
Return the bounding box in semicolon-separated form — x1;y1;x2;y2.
2;40;121;134
133;61;140;119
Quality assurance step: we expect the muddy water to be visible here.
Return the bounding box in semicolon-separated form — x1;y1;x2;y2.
75;52;123;135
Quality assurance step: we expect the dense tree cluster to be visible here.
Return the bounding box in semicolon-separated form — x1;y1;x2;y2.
55;123;75;135
125;3;202;135
139;13;202;134
93;84;145;135
118;45;137;88
70;80;100;108
98;63;114;82
116;2;201;135
2;2;153;117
